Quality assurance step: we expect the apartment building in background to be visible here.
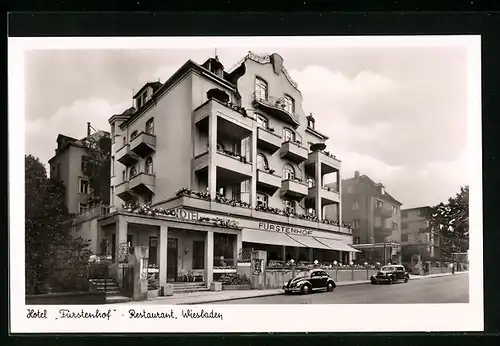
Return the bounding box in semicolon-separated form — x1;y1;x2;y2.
48;124;110;214
325;170;403;264
400;206;440;263
89;52;360;290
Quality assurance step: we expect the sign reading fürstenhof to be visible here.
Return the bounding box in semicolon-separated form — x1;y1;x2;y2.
258;222;313;236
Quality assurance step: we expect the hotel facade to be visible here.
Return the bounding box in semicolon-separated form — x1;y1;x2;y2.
94;52;359;289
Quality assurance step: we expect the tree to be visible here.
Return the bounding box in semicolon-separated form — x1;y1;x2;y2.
25;155;92;294
82;133;111;206
427;185;469;262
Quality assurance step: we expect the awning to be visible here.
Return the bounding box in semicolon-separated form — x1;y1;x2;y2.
314;237;361;252
242;229;304;247
287;234;332;250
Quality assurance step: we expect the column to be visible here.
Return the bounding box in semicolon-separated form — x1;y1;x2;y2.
309;248;314;263
208;113;218;200
234;232;242;266
205;231;214;286
338;171;342;225
295;247;299;262
315;156;322;220
348;251;353;263
115;216;127;261
339;250;343;263
250;125;258;210
282;246;286;262
158;225;168;289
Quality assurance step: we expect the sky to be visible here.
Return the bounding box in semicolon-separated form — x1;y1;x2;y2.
24;45;470;208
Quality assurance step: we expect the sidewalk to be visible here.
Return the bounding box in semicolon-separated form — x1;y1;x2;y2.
116;279;371;305
113;271;468;305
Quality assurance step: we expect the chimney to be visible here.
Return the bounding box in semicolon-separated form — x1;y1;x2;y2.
354;170;360;178
87;122;91;137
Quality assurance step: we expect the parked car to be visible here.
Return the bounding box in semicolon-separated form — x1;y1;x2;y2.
370;265;410;284
283;269;336;294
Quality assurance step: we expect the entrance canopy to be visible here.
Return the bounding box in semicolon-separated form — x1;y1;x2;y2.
314;237;361;253
288;234;331;250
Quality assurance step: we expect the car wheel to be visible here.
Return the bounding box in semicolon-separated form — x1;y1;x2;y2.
404;278;409;283
301;284;311;295
326;282;334;292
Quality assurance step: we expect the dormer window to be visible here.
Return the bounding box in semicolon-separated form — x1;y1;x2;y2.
381;187;385;195
307;113;316;129
146;118;154;135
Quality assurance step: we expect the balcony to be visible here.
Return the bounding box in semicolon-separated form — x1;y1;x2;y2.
252;92;300;127
116;144;139;166
115;181;134;201
194;98;253;131
307;186;340;205
280;141;308;164
130;131;156;157
257;169;282;192
374;207;393;219
305;150;341;174
129;172;155;195
257;127;281;154
214;150;252;178
280;179;308;200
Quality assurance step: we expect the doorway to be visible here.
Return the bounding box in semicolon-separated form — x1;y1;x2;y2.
167;238;178;282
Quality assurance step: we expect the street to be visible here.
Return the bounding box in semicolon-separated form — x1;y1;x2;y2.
212;273;469;304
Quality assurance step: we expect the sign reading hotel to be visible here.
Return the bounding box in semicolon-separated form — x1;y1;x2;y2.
258;222;313;236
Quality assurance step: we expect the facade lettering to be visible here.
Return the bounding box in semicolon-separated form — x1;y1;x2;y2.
258;222;313;236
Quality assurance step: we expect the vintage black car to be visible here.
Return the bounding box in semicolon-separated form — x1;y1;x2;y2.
370;265;410;284
283;269;336;294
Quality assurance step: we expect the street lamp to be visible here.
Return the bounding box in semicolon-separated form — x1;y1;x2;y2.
333;260;337;266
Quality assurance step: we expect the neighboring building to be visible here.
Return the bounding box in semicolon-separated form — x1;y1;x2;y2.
48;124;110;214
400;206;440;263
325;170;403;264
93;52;359;289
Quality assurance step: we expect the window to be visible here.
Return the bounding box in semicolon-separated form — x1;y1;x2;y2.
401;210;408;219
257;154;268;171
353;219;360;229
79;178;89;194
392;222;398;230
79;203;88;214
392;205;397;216
254;77;268;100
283;128;295;143
130;165;137;177
111;124;115;144
111;156;115;176
127;235;133;247
232;184;241;201
401;222;408;230
283;199;295;213
81;156;90;172
401;234;409;242
284;95;295;114
256;193;268;208
122;170;126;181
143;90;148;104
354;237;361;244
146;118;154;135
375;200;383;208
307;177;315;188
352;200;359;210
149;236;158;265
130;130;138;140
282;164;295;180
137;97;143;108
110;187;114;206
192;241;205;270
214;233;236;266
381;187;385;195
256;115;268;129
145;156;153;174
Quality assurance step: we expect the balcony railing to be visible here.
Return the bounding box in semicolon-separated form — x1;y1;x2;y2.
130;131;156;157
257;127;281;154
252;92;300;126
116;144;139;166
129;172;155;195
280;140;308;163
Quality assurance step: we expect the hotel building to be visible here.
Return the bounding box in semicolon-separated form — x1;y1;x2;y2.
96;52;359;288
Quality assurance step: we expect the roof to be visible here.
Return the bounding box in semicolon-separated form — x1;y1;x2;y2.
338;174;403;206
401;206;432;211
49;130;110;163
120;59;236;129
133;81;164;99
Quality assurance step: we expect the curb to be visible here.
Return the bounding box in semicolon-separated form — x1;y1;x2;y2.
178;280;372;305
